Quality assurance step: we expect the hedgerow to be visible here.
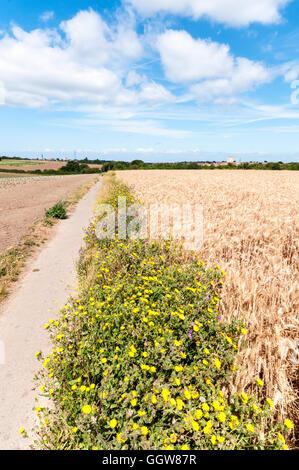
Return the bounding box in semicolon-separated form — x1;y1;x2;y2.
31;177;293;450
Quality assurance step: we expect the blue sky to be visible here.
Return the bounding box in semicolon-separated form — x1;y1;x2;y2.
0;0;299;162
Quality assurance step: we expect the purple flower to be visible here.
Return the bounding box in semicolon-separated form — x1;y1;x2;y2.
188;330;193;339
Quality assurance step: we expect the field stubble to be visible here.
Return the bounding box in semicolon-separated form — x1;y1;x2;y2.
117;169;299;428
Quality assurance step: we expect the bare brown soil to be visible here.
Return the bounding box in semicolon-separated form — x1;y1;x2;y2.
0;174;96;253
0;160;102;172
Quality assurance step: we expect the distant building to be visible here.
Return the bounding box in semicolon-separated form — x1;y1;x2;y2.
226;156;235;164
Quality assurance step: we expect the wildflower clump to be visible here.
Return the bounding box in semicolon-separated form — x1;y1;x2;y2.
34;176;291;450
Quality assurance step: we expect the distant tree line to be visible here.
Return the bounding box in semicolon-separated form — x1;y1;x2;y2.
1;156;298;173
101;160;299;172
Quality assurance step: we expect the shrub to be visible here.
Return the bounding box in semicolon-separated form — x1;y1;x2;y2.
45;201;67;219
32;178;292;450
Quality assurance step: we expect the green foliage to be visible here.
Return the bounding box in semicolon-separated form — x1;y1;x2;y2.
45;201;67;219
101;160;299;172
32;179;293;450
63;160;88;173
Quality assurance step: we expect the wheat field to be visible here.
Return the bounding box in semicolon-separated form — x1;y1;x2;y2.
117;169;299;427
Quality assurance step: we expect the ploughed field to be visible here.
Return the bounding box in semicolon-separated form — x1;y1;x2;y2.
117;169;299;422
0;174;96;253
0;159;102;172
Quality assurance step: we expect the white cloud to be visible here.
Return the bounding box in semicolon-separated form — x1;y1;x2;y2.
0;9;144;108
191;59;270;102
60;9;142;67
0;81;5;105
40;11;54;22
125;70;176;104
139;81;175;103
157;30;271;102
283;64;299;82
76;117;192;138
157;30;234;82
126;70;146;87
128;0;291;27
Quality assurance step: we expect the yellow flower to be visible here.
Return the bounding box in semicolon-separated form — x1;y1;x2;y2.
282;445;288;450
131;398;137;407
170;433;177;443
195;409;203;420
117;433;126;443
192;420;199;432
72;427;78;433
256;378;264;387
82;405;92;414
246;424;254;433
184;390;191;400
138;410;146;416
210;435;217;445
132;423;139;430
181;444;190;450
284;419;294;429
152;394;157;404
203;426;211;435
267;398;274;408
202;403;209;412
19;428;25;434
214;359;221;369
217;412;226;423
277;432;285;444
141;426;149;436
162;388;170;402
241;328;247;335
109;419;117;429
176;398;184;410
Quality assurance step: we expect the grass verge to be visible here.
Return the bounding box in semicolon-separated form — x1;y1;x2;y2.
31;175;294;450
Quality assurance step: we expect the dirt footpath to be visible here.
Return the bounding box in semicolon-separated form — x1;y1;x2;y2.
0;174;96;253
0;178;102;449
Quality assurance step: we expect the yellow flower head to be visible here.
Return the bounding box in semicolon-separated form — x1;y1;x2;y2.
82;405;92;414
284;419;294;429
246;423;255;433
109;419;117;429
141;426;149;436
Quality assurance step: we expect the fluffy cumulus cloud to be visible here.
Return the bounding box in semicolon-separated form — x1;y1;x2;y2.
157;30;271;102
0;9;145;108
128;0;291;26
157;30;234;82
0;7;283;110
